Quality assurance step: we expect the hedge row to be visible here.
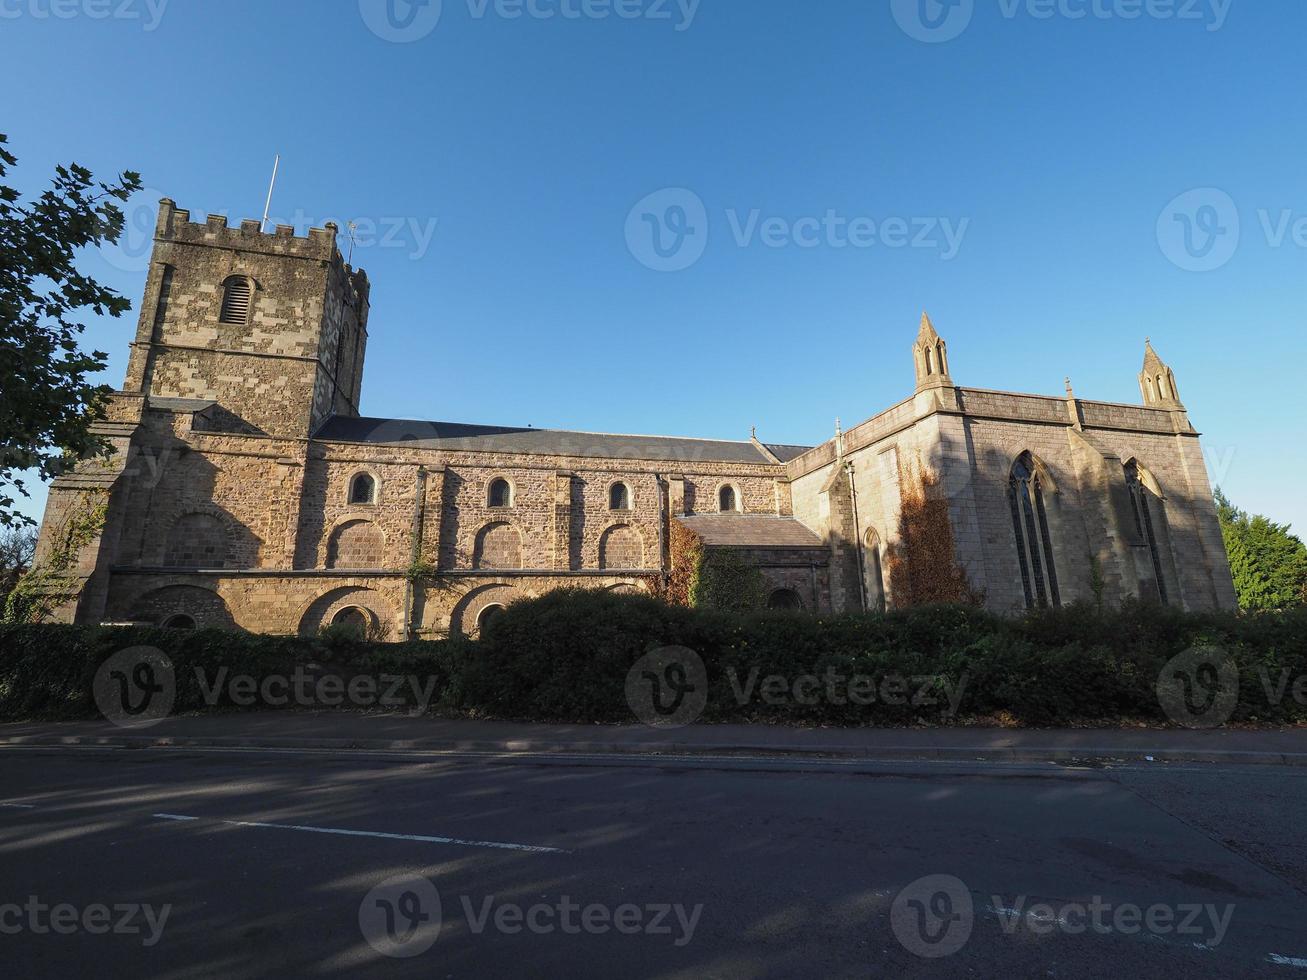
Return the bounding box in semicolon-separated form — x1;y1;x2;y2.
2;590;1306;727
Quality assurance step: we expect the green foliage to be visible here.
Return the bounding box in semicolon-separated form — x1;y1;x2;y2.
2;491;106;624
406;557;438;582
1088;553;1106;614
0;523;37;612
0;133;142;527
5;592;1307;728
1216;488;1307;611
690;547;767;611
451;590;1307;727
0;623;470;721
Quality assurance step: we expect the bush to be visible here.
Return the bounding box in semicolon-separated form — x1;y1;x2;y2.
4;595;1307;728
0;624;467;721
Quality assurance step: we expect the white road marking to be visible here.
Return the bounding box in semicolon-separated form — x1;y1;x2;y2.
151;813;567;854
0;802;36;808
1269;954;1307;969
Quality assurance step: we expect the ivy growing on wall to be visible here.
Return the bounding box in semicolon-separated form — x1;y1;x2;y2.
662;518;766;611
3;490;107;624
660;518;702;607
690;547;767;611
883;453;981;608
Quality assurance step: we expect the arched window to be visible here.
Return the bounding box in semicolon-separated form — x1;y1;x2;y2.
924;347;934;375
936;342;947;375
864;527;887;613
164;513;228;569
161;614;196;630
719;485;738;513
219;277;253;325
768;588;804;610
349;473;376;505
1008;452;1060;609
609;482;631;511
476;604;505;632
331;607;369;636
488;478;512;509
1125;460;1169;604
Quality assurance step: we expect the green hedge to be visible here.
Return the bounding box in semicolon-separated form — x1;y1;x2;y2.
3;591;1306;727
0;624;469;721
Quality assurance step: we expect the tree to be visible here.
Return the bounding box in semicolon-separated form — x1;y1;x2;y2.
1215;488;1307;611
0;133;141;528
0;523;38;610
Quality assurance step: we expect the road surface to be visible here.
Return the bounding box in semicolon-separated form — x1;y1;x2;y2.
0;746;1304;977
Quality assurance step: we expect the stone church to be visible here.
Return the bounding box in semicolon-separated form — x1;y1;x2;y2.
36;198;1236;638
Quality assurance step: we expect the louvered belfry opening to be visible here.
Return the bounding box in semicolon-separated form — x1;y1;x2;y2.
220;278;252;324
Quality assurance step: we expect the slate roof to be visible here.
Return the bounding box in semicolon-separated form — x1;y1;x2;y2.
313;415;810;465
677;515;826;549
762;443;812;463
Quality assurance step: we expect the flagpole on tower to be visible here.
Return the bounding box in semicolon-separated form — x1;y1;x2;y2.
259;154;280;233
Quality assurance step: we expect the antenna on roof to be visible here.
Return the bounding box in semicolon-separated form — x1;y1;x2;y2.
259;154;280;233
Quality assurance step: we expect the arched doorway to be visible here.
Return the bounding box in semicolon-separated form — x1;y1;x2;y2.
768;588;804;610
331;606;370;637
476;604;506;634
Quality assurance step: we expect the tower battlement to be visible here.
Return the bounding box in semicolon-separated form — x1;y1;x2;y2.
122;197;372;438
154;198;370;303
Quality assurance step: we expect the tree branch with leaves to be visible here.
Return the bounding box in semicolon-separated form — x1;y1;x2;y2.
0;133;141;528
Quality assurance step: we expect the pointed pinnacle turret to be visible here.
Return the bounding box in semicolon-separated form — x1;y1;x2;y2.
1139;338;1182;408
917;311;939;343
914;311;951;389
1142;337;1165;375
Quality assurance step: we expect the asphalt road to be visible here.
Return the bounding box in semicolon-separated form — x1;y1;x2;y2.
0;747;1304;978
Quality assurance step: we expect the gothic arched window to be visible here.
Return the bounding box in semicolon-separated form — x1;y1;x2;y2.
1008;452;1060;609
1125;460;1169;604
864;527;887;613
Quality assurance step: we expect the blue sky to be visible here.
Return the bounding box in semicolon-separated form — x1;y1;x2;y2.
4;0;1303;531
